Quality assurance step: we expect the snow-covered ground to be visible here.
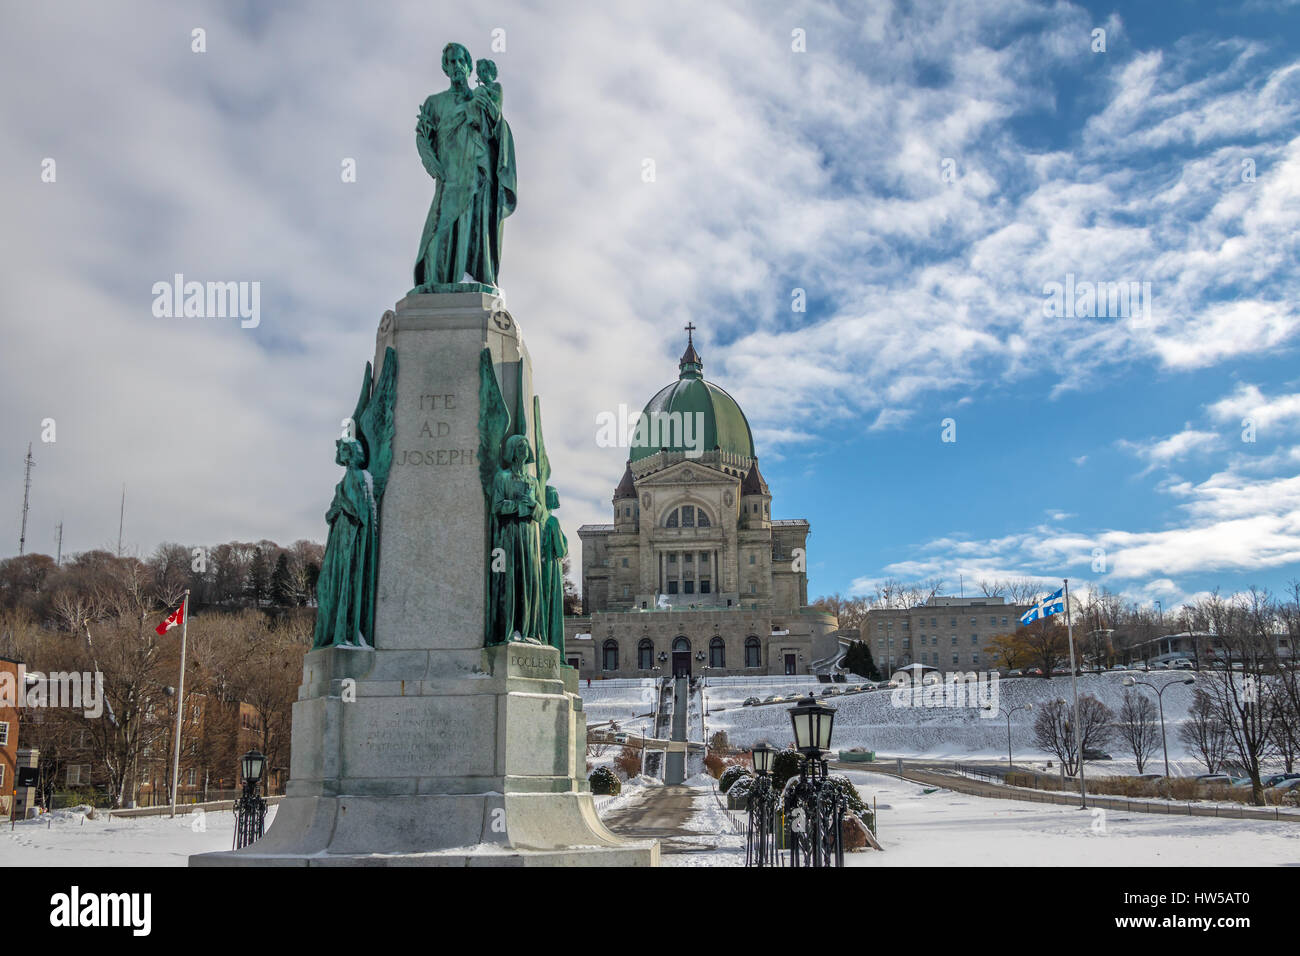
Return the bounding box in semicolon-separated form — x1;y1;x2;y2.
706;673;1222;770
5;772;1295;866
837;772;1300;866
0;806;278;867
579;678;657;738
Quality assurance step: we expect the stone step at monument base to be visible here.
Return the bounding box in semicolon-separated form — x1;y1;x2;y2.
191;791;658;867
193;845;657;867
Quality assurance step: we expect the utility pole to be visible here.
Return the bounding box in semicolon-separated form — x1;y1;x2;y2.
55;520;63;565
117;483;126;557
19;444;35;555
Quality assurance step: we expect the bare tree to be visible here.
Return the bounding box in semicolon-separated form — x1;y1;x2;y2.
1005;578;1044;605
1267;579;1300;774
1178;687;1229;775
1190;590;1280;804
1116;689;1160;774
1032;695;1114;776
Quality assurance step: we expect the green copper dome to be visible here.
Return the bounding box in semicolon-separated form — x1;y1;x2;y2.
629;328;756;463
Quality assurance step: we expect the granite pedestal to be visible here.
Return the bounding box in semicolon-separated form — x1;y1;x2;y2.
191;293;657;867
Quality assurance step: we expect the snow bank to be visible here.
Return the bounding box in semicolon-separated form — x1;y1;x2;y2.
709;673;1213;769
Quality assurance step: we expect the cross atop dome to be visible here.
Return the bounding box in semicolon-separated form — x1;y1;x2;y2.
679;322;703;377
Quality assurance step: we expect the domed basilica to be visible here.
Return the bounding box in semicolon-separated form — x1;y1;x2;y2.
564;328;838;679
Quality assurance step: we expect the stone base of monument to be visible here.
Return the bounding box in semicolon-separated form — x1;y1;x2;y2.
192;643;657;867
192;290;656;867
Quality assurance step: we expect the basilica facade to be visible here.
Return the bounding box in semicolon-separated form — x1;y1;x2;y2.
563;330;838;679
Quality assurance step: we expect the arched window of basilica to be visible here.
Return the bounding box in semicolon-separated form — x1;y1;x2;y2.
672;636;690;653
709;637;725;668
637;639;653;670
745;636;761;668
664;505;712;528
602;640;619;671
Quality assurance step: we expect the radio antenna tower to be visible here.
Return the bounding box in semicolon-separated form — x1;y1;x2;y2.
19;443;35;555
117;483;126;557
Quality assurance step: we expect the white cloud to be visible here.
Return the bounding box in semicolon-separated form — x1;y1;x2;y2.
1119;428;1220;466
1207;383;1300;432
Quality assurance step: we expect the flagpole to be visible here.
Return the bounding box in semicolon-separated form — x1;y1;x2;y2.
169;590;190;819
1064;578;1086;809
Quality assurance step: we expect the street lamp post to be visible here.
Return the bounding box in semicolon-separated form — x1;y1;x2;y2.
234;749;267;850
985;703;1034;768
786;696;844;867
746;743;779;867
1123;675;1195;778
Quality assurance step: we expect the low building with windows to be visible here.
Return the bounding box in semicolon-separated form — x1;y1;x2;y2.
0;656;20;819
565;330;838;679
864;595;1031;676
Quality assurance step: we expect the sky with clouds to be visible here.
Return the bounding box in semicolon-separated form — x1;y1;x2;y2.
1;0;1298;613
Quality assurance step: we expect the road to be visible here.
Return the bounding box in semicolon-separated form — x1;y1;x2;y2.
834;761;1300;823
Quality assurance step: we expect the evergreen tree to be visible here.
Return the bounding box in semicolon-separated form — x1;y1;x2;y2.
270;552;293;606
843;640;880;680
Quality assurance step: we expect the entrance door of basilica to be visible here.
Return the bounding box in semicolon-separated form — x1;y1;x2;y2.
672;652;691;678
672;637;691;678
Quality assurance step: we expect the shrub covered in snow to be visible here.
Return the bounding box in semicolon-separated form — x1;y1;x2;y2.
727;774;755;809
719;765;752;793
824;774;867;815
589;766;621;795
771;748;804;792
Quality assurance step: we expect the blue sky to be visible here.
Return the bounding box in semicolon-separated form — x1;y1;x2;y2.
1;0;1298;613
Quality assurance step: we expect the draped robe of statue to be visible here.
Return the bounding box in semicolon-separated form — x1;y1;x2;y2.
313;440;378;648
413;73;517;290
488;435;543;642
539;490;568;656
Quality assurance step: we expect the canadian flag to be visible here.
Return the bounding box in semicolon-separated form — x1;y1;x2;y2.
156;601;186;636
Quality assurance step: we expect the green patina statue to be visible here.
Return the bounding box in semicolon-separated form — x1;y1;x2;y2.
488;434;544;642
413;42;517;294
313;348;398;649
539;485;568;656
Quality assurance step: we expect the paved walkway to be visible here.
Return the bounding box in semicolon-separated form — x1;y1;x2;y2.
602;785;736;855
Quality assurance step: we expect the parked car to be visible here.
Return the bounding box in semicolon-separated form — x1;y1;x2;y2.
1171;659;1194;670
1025;667;1043;677
1108;664;1128;672
1264;773;1300;788
821;687;842;697
1007;669;1024;678
1196;773;1233;785
613;732;629;743
742;697;760;707
1150;661;1170;670
1082;749;1112;761
1134;772;1164;780
1272;778;1300;792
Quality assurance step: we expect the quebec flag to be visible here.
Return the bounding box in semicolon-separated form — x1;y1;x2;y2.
1019;587;1065;625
